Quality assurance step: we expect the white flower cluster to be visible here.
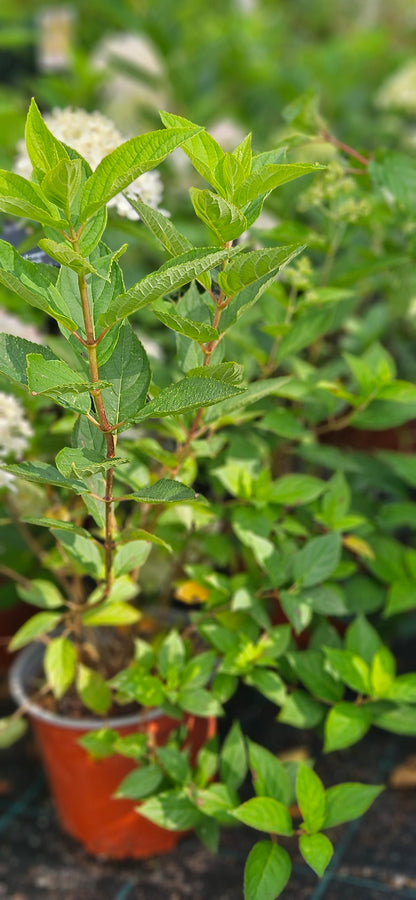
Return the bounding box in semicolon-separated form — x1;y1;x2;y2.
376;61;416;115
14;107;165;220
0;392;33;491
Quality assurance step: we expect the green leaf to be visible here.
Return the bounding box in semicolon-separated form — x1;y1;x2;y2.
372;703;416;735
26;354;92;414
40;159;83;213
299;833;333;878
115;764;164;799
0;716;28;748
124;479;196;504
0;169;64;227
195;783;239;825
16;578;64;609
113;540;151;576
178;688;223;717
387;674;416;704
0;332;57;387
248;741;291;806
156;746;191;784
50;529;104;578
345;616;382;665
152;300;218;342
38;239;105;277
9;611;62;650
131;376;242;424
55;447;126;480
204;377;291;423
293;534;342;588
324;648;371;695
232;797;293;836
323;783;384;829
80;125;202;220
100;247;239;328
82;601;140;627
44;636;76;699
233;162;325;207
111;668;165;707
369;151;416;212
25;98;69;174
370;646;396;697
218;245;305;298
276;308;334;362
268;474;326;506
76;664;112;714
289;651;344;703
158;630;185;679
278;591;313;635
244;840;291;900
385;580;416;617
195;816;220;854
99;321;151;427
0;240;77;331
78;728;117;759
2;460;88;494
180;651;217;690
124;194;193;255
21;517;91;539
220;721;247;790
296;765;326;834
190;187;248;242
159;112;225;191
244;668;286;705
278;691;325;728
324;704;372;752
139;789;202;831
187;362;244;385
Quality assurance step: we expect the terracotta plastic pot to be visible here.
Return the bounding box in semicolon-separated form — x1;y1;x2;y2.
10;642;216;859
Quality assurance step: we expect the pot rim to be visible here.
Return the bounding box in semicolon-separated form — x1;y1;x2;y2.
9;641;167;732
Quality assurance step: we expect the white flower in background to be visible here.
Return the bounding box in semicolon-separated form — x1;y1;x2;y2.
14;107;165;220
376;61;416;114
91;32;168;135
0;309;43;345
207;118;246;150
0;392;33;491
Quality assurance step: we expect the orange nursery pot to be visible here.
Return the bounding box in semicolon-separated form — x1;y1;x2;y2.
9;642;216;859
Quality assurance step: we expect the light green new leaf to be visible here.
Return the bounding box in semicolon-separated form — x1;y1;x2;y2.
100;247;239;328
55;447;127;480
131;376;242;424
215;150;248;195
2;460;88;494
0;240;77;331
244;840;291;900
244;669;286;705
152;300;218;342
0;170;64;228
0;717;27;748
139;789;203;831
324;703;372;752
124;479;196;504
76;664;112;714
159;111;225;191
38;239;106;278
299;833;333;878
233;162;325;207
370;646;396;697
16;578;64;609
44;636;76;699
296;765;326;834
345;616;382;665
218;245;305;298
324;648;371;695
0;332;57;387
9;611;62;651
372;703;416;735
25;97;69;174
386;674;416;704
80;125;202;220
190;188;248;242
232;797;293;836
40;158;83;213
82;601;140;626
323;783;383;829
26;354;92;414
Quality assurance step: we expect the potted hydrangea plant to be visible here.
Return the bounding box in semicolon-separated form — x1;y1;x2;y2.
1;100;416;898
